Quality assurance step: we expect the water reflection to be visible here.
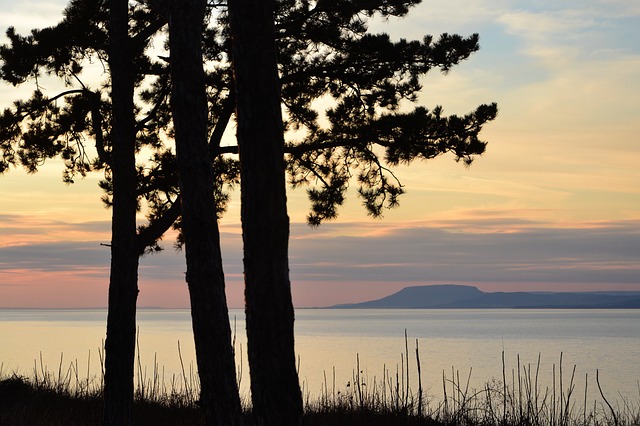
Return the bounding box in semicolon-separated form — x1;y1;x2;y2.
1;308;638;403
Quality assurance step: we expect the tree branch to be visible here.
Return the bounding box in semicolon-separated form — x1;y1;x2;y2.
15;89;85;120
131;18;167;51
88;91;111;166
135;198;181;255
208;92;235;159
136;80;170;131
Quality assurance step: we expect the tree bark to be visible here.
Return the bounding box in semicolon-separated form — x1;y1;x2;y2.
168;1;242;424
103;0;139;424
228;0;303;424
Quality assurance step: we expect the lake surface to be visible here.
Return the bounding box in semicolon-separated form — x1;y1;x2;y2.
1;308;638;405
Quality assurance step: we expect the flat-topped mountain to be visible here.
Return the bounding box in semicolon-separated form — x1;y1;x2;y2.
330;285;640;309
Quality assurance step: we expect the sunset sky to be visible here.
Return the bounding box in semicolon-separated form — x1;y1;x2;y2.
1;0;639;308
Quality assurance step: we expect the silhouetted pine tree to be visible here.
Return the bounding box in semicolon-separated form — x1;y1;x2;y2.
102;0;139;423
228;0;304;423
168;0;242;424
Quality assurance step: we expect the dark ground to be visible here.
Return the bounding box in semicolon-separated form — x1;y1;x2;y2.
0;376;439;426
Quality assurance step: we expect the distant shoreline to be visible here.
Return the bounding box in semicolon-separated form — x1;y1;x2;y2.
328;284;640;309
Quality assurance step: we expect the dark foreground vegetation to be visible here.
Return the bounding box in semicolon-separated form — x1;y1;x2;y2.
1;349;638;426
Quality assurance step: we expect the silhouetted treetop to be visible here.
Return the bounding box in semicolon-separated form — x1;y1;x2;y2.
273;0;497;223
0;0;497;240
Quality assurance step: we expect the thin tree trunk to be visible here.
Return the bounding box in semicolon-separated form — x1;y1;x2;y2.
103;0;139;424
168;1;242;424
228;0;303;424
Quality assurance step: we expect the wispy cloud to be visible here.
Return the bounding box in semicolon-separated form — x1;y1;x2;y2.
1;216;638;307
0;214;111;246
286;219;640;287
0;241;109;271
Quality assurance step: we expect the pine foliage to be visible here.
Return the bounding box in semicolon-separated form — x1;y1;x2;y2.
0;0;497;243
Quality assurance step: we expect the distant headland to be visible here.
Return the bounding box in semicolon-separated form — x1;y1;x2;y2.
329;284;640;309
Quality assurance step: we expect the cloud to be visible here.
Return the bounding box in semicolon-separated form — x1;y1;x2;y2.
286;219;640;287
0;241;109;272
0;214;112;246
0;0;68;35
271;216;640;293
1;216;639;307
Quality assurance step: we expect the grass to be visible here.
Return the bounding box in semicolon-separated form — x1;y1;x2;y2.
1;337;639;425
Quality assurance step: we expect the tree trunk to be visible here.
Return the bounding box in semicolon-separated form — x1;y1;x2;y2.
228;0;303;424
168;1;242;424
103;0;139;424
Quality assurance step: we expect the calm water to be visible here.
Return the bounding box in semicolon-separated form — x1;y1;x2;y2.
1;309;638;403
